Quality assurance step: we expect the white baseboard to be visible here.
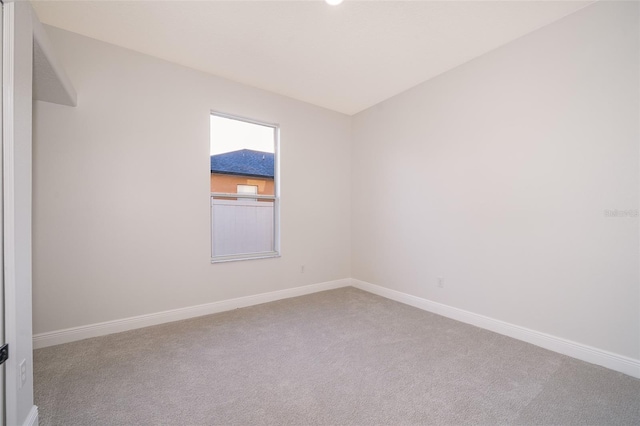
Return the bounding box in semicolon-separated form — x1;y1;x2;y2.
351;279;640;379
22;406;38;426
33;278;350;349
33;277;640;379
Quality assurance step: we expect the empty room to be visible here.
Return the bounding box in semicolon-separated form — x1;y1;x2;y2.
1;0;638;425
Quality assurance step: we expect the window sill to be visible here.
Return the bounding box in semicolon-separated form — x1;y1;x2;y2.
211;251;281;264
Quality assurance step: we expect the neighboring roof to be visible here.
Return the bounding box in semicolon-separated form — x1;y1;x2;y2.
210;149;274;179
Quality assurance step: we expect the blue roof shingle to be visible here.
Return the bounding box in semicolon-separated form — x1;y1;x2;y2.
210;149;274;179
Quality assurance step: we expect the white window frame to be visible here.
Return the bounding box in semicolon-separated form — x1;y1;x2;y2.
210;111;280;263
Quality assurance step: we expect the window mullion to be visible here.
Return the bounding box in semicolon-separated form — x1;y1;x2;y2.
211;192;276;200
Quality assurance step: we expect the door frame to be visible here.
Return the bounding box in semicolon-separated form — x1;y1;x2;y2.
3;2;36;425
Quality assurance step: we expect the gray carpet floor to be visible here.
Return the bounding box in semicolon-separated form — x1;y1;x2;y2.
34;287;640;425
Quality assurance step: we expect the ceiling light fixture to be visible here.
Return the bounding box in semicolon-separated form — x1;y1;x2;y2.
325;0;344;5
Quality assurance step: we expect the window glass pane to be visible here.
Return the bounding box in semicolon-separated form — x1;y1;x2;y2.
211;197;274;257
210;113;278;260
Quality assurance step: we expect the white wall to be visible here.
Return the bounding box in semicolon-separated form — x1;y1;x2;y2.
5;2;36;424
33;1;639;369
32;27;351;335
352;1;639;360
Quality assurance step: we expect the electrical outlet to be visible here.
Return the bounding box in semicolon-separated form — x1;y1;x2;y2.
301;265;305;273
19;359;27;389
437;277;444;288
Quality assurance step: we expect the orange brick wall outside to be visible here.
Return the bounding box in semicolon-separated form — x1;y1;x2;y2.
210;173;275;195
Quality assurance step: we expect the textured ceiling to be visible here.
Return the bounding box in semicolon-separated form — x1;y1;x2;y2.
31;1;592;115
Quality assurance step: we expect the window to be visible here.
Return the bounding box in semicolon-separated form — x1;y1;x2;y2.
210;112;280;262
237;184;258;201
